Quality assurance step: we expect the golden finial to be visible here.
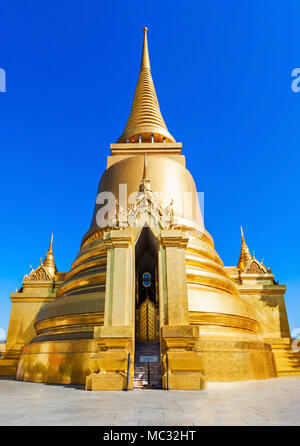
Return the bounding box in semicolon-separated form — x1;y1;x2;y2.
43;232;56;277
139;153;151;192
241;225;246;246
238;226;252;271
49;232;53;252
141;27;150;69
117;27;175;144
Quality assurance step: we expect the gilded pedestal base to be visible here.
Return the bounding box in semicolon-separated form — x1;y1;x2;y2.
194;336;277;381
16;338;97;384
87;372;125;391
85;326;133;391
0;350;20;376
161;325;206;390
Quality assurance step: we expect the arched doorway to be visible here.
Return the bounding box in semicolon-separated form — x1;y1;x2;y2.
134;226;162;389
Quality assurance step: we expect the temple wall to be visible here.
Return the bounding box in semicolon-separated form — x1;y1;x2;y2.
238;283;290;340
0;282;59;376
17;338;98;385
226;266;300;376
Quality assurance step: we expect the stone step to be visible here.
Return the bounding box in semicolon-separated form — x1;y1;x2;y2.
135;352;161;357
134;366;148;373
135;362;160;367
134;383;162;389
134;372;148;377
134;379;148;386
136;370;160;378
136;352;159;356
134;343;162;389
136;346;160;350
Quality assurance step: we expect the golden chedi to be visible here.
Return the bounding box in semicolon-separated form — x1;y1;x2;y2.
1;28;299;390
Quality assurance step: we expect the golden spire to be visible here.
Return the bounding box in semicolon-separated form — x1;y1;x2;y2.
238;226;252;271
241;226;246;245
43;233;57;277
117;27;175;144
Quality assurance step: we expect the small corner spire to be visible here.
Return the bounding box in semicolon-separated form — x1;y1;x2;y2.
238;226;252;271
240;225;246;246
43;232;56;276
48;232;53;253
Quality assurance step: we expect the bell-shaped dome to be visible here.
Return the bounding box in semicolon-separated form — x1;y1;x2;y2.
82;155;203;245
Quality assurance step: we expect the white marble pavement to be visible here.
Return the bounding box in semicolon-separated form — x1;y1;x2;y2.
0;376;300;426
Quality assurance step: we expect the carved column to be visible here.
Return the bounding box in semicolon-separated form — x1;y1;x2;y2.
160;230;205;390
86;230;134;391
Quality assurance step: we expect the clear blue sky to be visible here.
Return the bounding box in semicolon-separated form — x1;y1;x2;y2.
0;0;299;337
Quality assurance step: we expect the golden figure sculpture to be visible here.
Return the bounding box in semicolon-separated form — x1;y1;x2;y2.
0;28;299;390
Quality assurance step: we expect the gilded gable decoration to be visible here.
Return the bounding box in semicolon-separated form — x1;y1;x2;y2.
115;154;174;230
242;258;268;275
23;264;53;282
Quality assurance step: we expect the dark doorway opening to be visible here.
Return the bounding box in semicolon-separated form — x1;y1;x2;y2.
134;226;162;389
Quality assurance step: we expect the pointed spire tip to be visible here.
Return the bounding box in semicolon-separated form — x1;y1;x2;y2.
141;25;150;70
43;232;56;275
49;232;53;252
238;225;252;270
240;225;245;245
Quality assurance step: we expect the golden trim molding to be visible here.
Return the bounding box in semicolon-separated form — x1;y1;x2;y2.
189;311;259;334
35;312;104;335
70;246;107;270
65;257;107;281
56;272;106;298
239;286;287;295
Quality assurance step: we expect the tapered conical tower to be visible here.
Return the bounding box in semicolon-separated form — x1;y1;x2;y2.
238;226;252;271
43;233;56;277
117;27;175;143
